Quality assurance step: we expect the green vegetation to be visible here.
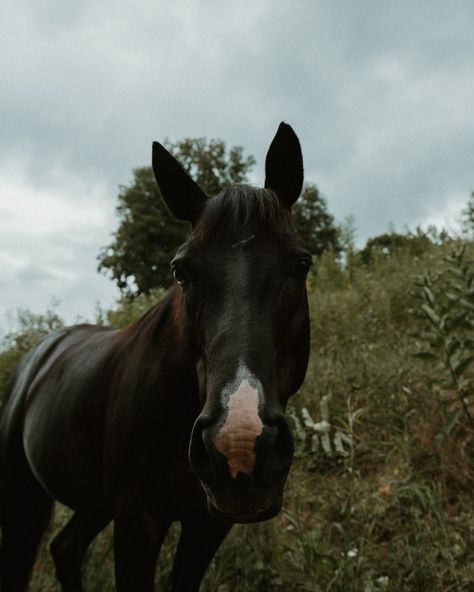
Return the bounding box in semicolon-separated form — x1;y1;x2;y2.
2;224;474;591
0;309;63;396
291;184;341;257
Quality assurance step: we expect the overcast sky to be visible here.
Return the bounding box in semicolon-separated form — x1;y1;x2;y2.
1;1;473;330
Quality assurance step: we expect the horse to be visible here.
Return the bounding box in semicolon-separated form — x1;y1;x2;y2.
0;122;311;591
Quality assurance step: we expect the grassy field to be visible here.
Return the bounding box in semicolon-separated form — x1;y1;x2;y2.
2;237;474;591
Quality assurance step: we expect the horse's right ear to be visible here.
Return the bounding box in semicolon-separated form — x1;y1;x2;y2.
152;142;208;225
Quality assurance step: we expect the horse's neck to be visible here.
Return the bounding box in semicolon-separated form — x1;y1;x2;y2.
116;288;197;394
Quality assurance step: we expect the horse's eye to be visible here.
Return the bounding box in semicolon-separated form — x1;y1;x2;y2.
296;258;313;278
172;265;190;289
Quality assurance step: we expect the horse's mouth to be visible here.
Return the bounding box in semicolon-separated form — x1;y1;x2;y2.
207;499;281;524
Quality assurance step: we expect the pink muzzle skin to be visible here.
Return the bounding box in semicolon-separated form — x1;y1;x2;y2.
213;375;263;479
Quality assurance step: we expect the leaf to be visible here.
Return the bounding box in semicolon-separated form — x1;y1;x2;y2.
333;431;351;456
413;351;438;361
450;281;467;293
408;310;426;320
437;378;456;389
423;331;443;345
459;298;474;311
439;398;456;409
423;286;435;305
320;394;331;421
443;409;461;436
421;304;440;326
447;338;461;358
445;311;469;331
446;267;464;278
453;356;474;377
313;420;331;434
300;407;316;429
439;314;447;331
321;432;332;455
458;377;474;392
444;253;460;263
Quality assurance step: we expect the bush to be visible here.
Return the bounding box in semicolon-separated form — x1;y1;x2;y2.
0;309;63;405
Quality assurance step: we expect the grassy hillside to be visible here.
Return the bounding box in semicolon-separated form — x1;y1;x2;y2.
1;238;474;591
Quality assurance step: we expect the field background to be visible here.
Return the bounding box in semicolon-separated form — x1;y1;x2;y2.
1;234;474;591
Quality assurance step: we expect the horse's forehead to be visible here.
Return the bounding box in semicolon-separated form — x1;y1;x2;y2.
231;234;256;249
218;239;279;280
194;230;281;259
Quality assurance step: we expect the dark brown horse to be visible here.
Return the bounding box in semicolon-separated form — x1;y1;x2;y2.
0;123;311;591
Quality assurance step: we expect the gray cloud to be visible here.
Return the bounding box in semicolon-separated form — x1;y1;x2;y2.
1;0;473;326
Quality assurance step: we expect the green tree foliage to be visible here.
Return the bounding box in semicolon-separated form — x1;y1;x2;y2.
97;166;184;295
98;139;256;295
291;184;341;256
168;138;255;196
462;191;474;237
0;309;63;400
360;230;432;264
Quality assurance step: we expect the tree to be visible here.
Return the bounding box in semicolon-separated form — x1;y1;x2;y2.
167;138;255;195
0;309;63;399
462;191;474;237
98;139;255;295
291;184;341;256
360;231;432;264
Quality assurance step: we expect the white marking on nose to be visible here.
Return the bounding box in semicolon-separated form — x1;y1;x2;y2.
214;366;264;479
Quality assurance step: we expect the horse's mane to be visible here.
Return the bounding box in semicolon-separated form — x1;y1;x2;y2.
116;289;182;354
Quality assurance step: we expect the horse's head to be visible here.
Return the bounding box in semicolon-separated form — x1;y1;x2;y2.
152;123;311;523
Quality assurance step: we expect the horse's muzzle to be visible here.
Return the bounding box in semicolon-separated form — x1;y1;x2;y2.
189;410;294;523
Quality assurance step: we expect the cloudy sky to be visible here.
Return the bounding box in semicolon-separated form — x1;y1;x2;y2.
1;0;473;330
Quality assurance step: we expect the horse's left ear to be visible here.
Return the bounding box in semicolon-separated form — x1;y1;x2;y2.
264;122;304;209
152;141;208;225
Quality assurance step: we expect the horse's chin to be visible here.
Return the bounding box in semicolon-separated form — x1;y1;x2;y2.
207;498;281;524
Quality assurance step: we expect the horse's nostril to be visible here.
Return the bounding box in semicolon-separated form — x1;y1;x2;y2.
258;413;293;449
274;416;294;457
189;420;216;486
255;416;294;483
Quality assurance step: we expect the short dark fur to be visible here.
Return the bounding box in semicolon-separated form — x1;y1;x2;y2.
0;123;310;592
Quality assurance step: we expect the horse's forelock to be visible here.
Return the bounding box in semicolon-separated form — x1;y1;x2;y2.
192;184;293;242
